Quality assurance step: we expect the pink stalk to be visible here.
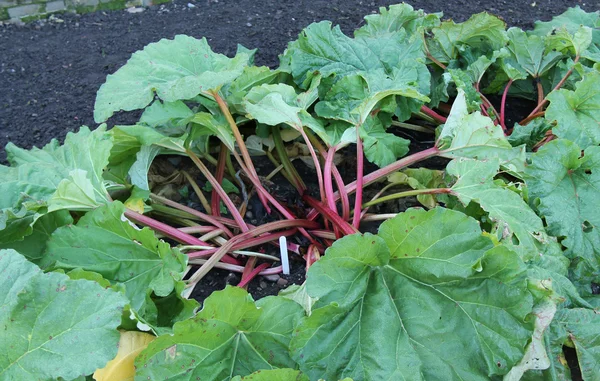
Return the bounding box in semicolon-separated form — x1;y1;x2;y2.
228;153;319;245
352;128;364;229
187;149;249;232
307;145;441;220
420;105;447;123
211;142;228;217
187;218;317;284
299;128;326;202
304;129;351;220
238;262;272;288
309;230;337;240
187;228;299;258
303;195;358;236
323;146;341;238
123;209;240;265
346;146;440;196
178;226;218;234
523;55;580;123
240;256;257;289
150;194;234;238
500;79;513;132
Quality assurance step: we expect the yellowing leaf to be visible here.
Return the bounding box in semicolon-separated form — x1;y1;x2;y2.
94;330;156;381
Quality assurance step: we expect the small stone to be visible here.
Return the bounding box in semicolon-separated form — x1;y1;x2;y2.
126;7;144;13
187;3;195;8
246;22;252;27
259;281;267;289
245;211;253;219
276;278;288;287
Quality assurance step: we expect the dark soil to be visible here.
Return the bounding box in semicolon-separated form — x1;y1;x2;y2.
0;0;597;162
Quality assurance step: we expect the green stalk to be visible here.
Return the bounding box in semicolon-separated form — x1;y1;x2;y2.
362;188;451;208
265;151;295;184
271;125;306;192
391;120;434;134
211;91;270;210
150;194;235;238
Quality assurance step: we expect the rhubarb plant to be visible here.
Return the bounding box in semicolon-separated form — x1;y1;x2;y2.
1;3;600;381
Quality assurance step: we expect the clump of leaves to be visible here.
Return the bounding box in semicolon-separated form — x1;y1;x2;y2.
1;3;600;381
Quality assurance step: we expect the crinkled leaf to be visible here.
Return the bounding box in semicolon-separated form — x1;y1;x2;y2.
41;201;195;333
508;119;553;150
285;21;426;88
315;64;429;126
231;369;309;381
49;168;105;211
527;241;593;310
139;100;194;128
0;210;72;263
360;116;409;167
428;12;507;64
292;208;535;380
225;66;287;114
2;125;111;208
128;145;162;191
0;249;127;381
545;26;593;57
437;90;526;172
354;3;440;38
549;308;600;380
94;35;252;123
447;158;548;260
532;6;600;44
524;140;600;285
545;70;600;149
388;168;447;208
501;27;563;79
188;112;237;152
112;124;187;153
243;83;316;129
0;126;112;242
135;286;305;379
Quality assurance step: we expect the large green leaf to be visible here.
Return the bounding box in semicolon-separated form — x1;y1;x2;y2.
291;208;536;380
135;286;305;380
532;6;600;45
437;90;526;172
525;140;600;285
501;27;563;80
447;158;548;260
40;201;195;333
360;116;410;167
139;100;194;128
94;35;252;123
0;126;112;244
354;3;440;38
548;308;600;380
545;70;600;149
188;111;237;152
314;65;429;126
428;12;507;64
284;21;424;88
0;249;127;381
2;125;111;208
231;369;309;381
224;66;288;114
0;210;72;263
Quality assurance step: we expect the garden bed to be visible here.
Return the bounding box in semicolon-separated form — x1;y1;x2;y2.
1;1;600;380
